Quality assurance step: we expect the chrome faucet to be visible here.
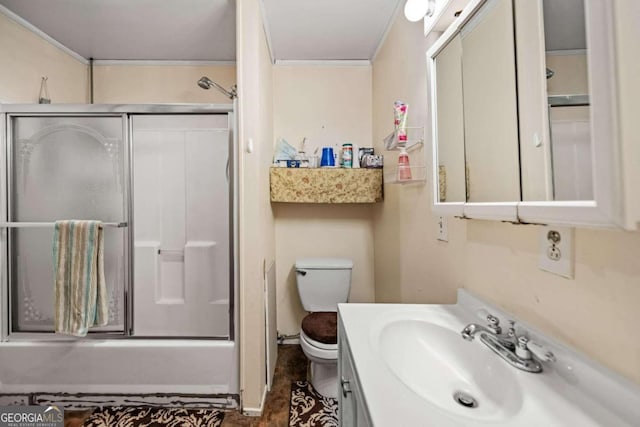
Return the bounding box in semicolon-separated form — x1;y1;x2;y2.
461;314;555;373
461;315;516;349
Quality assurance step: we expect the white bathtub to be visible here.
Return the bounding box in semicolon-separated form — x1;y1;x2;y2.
0;339;237;397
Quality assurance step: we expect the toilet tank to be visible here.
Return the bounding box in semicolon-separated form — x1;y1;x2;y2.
295;258;353;312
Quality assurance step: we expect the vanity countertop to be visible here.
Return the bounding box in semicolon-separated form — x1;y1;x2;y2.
338;291;640;426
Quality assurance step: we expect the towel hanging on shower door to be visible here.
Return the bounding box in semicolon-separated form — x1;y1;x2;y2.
53;220;108;336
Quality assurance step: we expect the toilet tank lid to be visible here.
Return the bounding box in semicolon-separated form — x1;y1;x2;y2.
295;258;353;269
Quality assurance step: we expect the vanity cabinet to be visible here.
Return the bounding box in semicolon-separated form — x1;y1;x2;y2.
428;0;638;229
338;318;372;427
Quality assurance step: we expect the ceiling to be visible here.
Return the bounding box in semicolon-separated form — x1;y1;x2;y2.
0;0;402;62
262;0;401;61
0;0;236;61
543;0;586;51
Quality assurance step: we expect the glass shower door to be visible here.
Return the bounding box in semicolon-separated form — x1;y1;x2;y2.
132;114;230;337
8;116;128;333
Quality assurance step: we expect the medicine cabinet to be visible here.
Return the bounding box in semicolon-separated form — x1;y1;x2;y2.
428;0;635;228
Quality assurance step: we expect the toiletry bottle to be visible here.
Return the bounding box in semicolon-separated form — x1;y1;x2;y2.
342;143;353;168
352;144;360;168
398;147;412;181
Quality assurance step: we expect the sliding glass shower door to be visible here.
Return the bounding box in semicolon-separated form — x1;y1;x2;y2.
132;115;231;338
8;116;128;333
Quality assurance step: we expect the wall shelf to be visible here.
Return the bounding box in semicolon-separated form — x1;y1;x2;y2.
382;126;426;185
270;167;383;203
383;126;425;152
384;166;427;185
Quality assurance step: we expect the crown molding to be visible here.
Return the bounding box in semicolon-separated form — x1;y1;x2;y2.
92;60;236;66
274;60;371;67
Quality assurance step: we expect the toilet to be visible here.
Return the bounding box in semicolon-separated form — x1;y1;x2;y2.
295;257;353;399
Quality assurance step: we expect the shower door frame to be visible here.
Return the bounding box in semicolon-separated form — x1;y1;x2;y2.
0;104;237;341
5;112;130;337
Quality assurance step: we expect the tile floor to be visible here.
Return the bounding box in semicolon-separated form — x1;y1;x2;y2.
223;344;307;426
63;344;307;427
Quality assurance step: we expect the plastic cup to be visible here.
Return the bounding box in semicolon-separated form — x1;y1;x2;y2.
320;147;335;167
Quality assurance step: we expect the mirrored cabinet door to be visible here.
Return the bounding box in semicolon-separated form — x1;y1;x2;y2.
429;0;629;228
433;34;466;205
516;0;624;226
517;0;591;203
429;0;521;220
460;0;520;204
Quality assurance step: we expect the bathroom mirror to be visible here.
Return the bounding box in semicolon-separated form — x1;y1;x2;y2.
429;0;521;219
459;0;520;203
516;0;623;227
432;34;466;205
518;0;591;202
430;0;624;227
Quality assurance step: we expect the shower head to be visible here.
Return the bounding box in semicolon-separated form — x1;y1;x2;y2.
197;77;211;90
197;76;237;99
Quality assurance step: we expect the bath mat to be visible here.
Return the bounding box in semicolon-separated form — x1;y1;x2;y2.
83;406;224;427
288;381;338;427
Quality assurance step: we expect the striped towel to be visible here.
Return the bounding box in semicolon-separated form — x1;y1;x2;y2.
53;220;108;336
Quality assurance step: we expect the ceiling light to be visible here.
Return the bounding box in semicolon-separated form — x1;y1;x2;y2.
404;0;436;22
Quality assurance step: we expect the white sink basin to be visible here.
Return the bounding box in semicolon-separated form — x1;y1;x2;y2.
376;316;523;421
341;299;640;426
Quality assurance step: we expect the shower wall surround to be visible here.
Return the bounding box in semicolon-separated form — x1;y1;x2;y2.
0;104;238;402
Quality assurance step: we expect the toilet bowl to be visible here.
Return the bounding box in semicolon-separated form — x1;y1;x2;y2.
299;328;338;398
295;258;353;399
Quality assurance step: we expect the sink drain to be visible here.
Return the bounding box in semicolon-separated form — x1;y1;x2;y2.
453;391;478;408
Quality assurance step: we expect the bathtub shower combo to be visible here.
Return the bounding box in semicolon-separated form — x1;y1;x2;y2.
0;104;238;407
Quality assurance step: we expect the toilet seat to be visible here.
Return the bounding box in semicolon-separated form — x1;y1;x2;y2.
301;312;337;344
300;330;337;360
300;312;338;359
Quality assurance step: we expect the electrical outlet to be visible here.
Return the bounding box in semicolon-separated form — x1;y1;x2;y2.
539;226;574;278
437;216;448;242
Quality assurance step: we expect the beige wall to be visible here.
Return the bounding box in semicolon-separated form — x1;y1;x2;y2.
236;0;275;412
272;66;376;335
373;16;466;305
272;65;373;153
464;222;640;383
373;4;640;384
0;13;88;103
273;204;375;335
93;64;236;104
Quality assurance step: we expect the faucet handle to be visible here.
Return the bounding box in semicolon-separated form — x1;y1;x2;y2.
486;314;502;334
506;320;516;338
515;336;532;359
527;340;556;362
